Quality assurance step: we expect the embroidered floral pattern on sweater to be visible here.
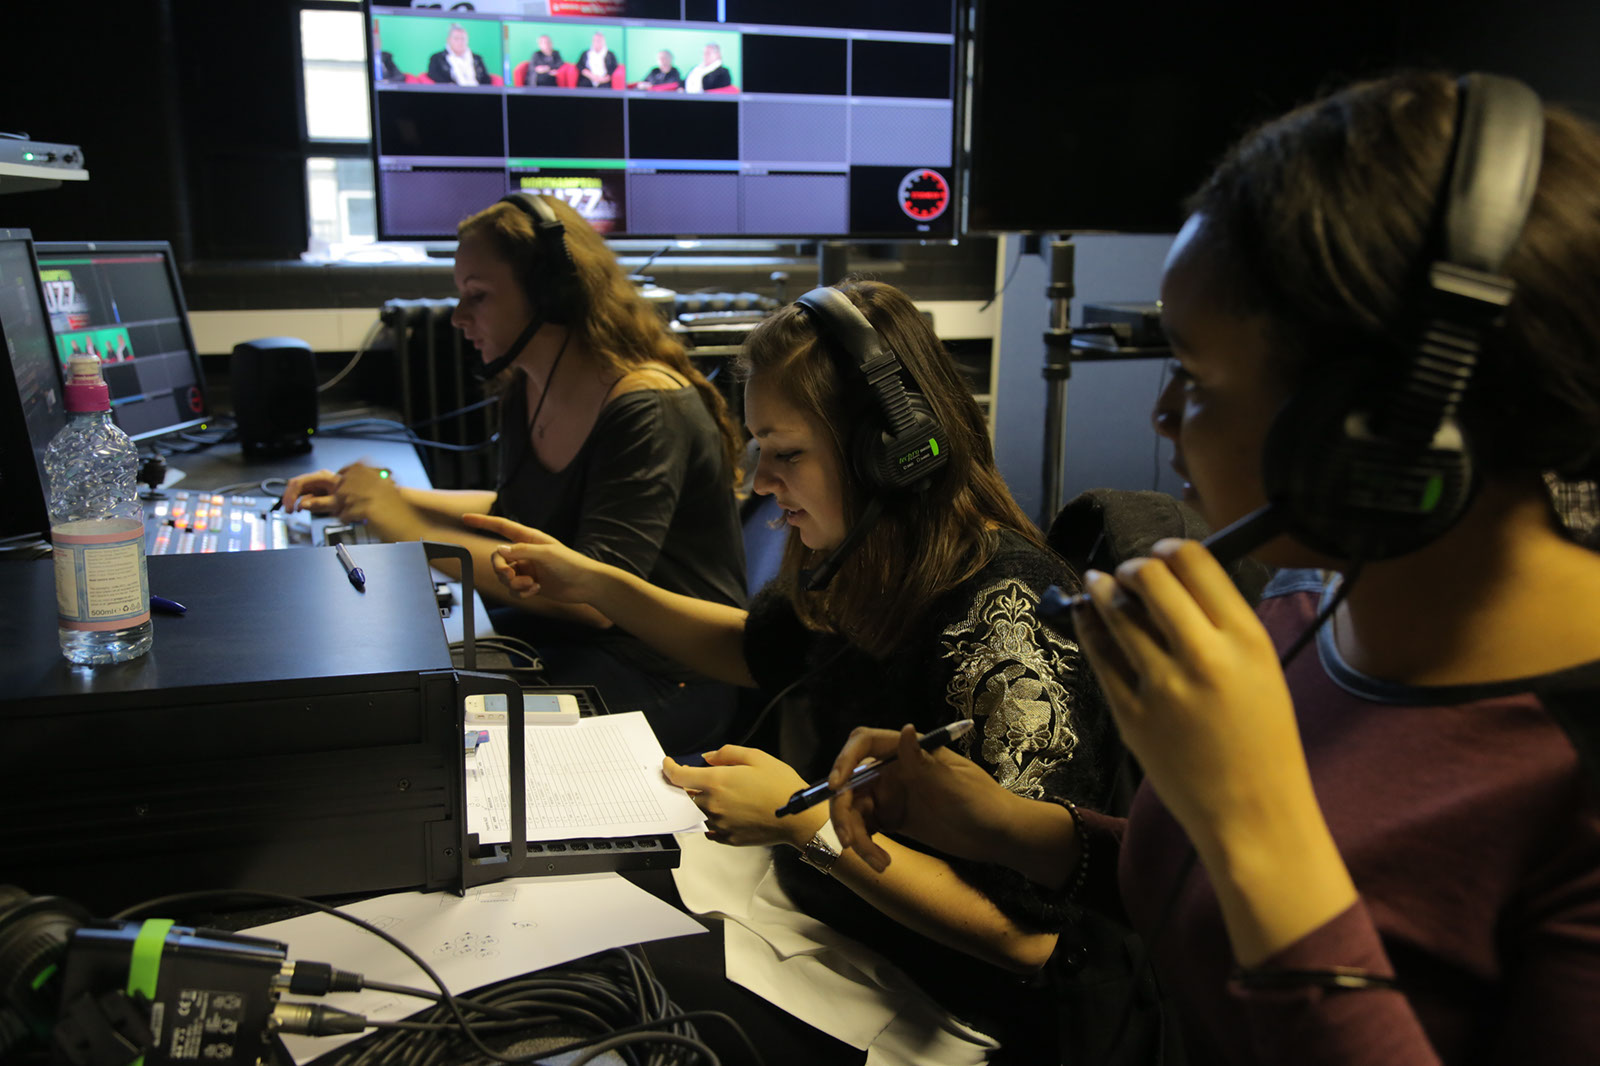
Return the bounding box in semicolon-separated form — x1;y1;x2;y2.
941;578;1080;798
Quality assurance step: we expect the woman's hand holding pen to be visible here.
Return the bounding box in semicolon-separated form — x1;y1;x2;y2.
461;513;603;603
828;724;1023;874
663;746;820;848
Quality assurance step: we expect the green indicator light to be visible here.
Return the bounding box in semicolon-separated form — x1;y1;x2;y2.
22;152;35;161
1420;475;1443;512
30;963;58;991
929;438;940;456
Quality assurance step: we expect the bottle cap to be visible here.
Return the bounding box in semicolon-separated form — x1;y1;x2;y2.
63;356;111;412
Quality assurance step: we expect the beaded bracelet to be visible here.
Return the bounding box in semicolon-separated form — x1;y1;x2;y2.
1060;798;1090;902
1231;966;1401;992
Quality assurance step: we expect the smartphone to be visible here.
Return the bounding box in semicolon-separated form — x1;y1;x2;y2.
463;692;581;725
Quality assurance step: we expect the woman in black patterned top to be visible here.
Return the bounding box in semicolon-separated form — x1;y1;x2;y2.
480;280;1115;1059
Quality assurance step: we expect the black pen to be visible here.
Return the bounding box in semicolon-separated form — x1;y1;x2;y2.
1040;502;1287;616
774;718;975;817
335;542;366;591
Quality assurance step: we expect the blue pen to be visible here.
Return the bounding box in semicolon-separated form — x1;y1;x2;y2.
150;595;188;615
335;542;366;591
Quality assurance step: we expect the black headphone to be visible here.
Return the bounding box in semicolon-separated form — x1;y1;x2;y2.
472;193;584;379
793;285;951;494
0;886;91;1056
1258;73;1545;562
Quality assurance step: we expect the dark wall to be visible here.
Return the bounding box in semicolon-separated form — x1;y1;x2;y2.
9;0;308;262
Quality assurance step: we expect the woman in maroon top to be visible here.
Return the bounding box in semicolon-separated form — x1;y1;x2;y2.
825;71;1600;1065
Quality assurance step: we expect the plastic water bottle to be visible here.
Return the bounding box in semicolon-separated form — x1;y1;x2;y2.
45;356;152;664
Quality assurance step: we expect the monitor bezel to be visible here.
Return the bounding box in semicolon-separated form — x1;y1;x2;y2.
0;228;63;540
362;3;965;243
33;239;213;443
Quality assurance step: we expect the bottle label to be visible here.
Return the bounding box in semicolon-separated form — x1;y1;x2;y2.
53;519;151;630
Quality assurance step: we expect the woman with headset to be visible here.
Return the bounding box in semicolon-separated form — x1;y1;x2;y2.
469;279;1117;1061
825;72;1600;1064
281;195;747;753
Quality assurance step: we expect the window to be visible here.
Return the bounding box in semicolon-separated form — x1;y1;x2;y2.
299;2;377;256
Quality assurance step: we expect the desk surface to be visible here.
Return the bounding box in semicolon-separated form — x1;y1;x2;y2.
0;542;453;703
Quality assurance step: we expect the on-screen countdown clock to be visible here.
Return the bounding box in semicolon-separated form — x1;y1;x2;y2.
898;169;950;222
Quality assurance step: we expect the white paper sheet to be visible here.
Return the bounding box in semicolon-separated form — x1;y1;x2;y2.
467;710;705;843
247;873;707;1064
671;832;999;1065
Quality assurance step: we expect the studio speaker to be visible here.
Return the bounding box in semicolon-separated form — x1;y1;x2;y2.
230;336;317;457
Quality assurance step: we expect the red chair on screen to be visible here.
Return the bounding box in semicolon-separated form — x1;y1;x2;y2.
647;81;682;92
555;63;579;88
611;64;627;89
488;74;503;85
513;61;530;86
706;85;740;94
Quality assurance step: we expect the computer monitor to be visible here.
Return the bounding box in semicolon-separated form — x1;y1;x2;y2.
366;0;959;240
0;228;67;539
33;241;211;442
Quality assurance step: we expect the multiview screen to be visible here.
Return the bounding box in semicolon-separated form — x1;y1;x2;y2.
367;1;958;239
34;242;210;442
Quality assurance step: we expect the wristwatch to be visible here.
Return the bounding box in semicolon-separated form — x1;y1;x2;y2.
797;820;842;875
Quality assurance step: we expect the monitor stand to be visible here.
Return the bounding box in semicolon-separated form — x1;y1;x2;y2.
818;240;849;288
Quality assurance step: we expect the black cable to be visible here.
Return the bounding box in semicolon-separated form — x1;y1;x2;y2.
102;892;730;1066
402;395;501;430
732;642;852;748
1279;564;1361;668
977;240;1026;313
449;635;544;669
318;951;752;1066
635;243;674;275
110;889;609;1066
569;1032;718;1066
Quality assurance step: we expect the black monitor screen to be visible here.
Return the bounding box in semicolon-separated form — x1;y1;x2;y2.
963;3;1600;234
367;0;959;239
34;242;210;442
0;230;65;538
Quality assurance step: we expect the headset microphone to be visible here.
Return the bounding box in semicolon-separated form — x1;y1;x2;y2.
466;193;583;381
470;315;543;381
802;496;885;591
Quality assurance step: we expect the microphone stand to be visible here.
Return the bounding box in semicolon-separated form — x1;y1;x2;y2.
1041;238;1075;524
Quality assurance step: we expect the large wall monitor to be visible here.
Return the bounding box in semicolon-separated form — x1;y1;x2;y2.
367;1;959;240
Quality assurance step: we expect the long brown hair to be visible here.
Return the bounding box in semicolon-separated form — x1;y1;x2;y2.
457;195;743;477
739;280;1046;656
